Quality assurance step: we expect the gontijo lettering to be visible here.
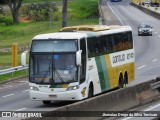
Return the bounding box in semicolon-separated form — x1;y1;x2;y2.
110;49;134;67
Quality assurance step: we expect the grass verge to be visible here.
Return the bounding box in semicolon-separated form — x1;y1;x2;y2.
0;69;28;82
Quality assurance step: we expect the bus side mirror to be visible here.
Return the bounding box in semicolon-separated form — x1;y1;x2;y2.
76;50;82;66
21;51;28;66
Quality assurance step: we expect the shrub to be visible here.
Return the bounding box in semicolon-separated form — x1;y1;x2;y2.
23;3;59;21
0;15;13;26
69;0;98;19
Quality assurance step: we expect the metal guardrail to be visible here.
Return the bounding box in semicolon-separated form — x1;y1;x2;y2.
150;81;160;90
0;51;29;76
0;65;28;75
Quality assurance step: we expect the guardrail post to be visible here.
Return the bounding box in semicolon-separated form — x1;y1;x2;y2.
12;43;18;67
99;17;102;25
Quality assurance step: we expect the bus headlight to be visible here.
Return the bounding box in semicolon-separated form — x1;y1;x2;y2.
30;86;39;91
66;85;79;91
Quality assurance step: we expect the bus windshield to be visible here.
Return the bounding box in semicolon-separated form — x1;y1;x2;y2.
30;54;77;84
29;39;78;84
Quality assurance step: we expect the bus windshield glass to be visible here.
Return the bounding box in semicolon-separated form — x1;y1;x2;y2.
30;54;77;84
29;39;78;84
31;39;77;52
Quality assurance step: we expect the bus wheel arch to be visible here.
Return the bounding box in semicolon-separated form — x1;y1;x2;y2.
43;100;51;104
88;82;94;98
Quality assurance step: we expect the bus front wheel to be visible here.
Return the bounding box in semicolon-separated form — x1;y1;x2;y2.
88;83;93;98
43;101;51;104
118;74;123;88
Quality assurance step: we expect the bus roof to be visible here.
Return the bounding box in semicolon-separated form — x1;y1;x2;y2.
33;25;132;40
60;25;110;32
60;25;130;32
32;32;87;40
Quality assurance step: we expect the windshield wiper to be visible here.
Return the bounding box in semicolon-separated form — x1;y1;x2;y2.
53;66;64;83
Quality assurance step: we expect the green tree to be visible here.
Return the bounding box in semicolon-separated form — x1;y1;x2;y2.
5;0;23;24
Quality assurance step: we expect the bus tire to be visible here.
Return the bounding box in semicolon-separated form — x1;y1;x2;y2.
43;101;51;104
123;72;128;88
118;74;123;88
88;83;93;98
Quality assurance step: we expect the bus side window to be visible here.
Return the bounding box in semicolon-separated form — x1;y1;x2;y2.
109;36;114;53
128;32;133;49
87;37;95;57
121;32;128;50
80;38;86;84
94;37;101;56
101;35;108;54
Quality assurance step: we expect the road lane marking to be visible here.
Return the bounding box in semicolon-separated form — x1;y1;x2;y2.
15;108;27;111
0;83;27;90
18;81;28;83
137;65;146;70
107;2;124;25
3;85;13;87
0;86;13;89
22;89;29;92
121;103;160;120
152;59;158;62
2;94;14;98
144;103;160;111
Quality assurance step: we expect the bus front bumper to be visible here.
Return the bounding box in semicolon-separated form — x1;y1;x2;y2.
29;90;84;101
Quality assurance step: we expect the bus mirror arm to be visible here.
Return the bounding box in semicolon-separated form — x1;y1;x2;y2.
76;50;82;66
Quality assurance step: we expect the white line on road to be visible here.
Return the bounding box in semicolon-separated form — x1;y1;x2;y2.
3;85;13;87
2;94;14;98
0;83;27;90
152;59;158;62
18;81;28;83
121;103;160;120
144;103;160;111
22;89;29;92
137;65;146;70
0;86;13;89
15;108;27;111
107;2;124;25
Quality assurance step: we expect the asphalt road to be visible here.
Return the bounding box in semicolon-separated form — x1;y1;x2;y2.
105;0;160;85
0;0;160;117
103;98;160;120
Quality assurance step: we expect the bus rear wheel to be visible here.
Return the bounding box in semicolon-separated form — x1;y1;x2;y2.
123;73;128;88
43;101;51;104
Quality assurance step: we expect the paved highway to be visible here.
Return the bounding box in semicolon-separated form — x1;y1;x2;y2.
105;0;160;85
103;98;160;120
0;0;160;116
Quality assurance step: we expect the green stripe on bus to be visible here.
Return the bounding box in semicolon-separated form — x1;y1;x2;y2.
100;56;110;90
49;84;62;88
49;84;69;88
95;56;106;92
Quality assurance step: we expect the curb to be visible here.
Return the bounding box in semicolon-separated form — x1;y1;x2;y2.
130;2;160;20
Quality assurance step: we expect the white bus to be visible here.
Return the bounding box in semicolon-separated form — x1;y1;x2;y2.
28;25;134;104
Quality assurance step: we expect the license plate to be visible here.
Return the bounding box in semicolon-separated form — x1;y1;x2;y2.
49;94;57;98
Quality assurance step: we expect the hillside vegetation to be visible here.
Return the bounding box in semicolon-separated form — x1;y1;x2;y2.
0;0;99;66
